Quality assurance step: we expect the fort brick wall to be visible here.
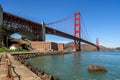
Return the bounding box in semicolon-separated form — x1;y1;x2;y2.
30;41;64;51
58;43;64;51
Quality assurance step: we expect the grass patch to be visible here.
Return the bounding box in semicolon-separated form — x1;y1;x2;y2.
0;48;30;53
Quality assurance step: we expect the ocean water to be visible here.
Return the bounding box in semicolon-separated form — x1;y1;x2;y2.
27;51;120;80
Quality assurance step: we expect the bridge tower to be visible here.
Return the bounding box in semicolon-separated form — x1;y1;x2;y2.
96;38;100;51
0;5;3;25
96;38;99;46
74;12;81;51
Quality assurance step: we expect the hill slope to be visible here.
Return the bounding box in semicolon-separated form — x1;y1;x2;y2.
64;42;114;51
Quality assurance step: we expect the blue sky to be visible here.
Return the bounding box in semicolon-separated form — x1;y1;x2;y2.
0;0;120;48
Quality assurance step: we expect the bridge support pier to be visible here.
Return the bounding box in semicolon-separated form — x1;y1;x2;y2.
97;47;100;51
74;40;81;51
0;5;3;25
41;22;46;41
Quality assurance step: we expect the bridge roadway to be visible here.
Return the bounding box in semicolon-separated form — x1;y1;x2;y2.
3;11;99;50
46;27;99;50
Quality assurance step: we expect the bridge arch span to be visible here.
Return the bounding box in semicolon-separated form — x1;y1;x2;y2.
11;30;38;41
3;12;44;41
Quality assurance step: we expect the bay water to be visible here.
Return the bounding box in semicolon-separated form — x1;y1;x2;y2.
27;51;120;80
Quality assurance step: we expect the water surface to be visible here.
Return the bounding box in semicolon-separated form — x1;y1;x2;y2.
27;51;120;80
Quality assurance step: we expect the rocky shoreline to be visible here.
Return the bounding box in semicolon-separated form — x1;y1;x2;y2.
11;51;69;80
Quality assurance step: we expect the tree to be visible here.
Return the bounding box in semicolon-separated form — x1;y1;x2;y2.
0;25;14;48
0;25;6;47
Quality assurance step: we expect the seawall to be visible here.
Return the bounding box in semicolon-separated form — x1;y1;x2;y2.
10;51;69;80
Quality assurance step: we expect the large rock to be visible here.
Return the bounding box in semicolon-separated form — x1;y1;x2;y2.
88;65;107;72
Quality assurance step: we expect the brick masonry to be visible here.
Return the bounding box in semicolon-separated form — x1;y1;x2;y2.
30;41;64;51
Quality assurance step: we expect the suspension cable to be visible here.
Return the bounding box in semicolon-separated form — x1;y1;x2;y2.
81;14;93;42
46;15;73;25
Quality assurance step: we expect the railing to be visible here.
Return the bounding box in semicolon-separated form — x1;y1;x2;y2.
0;54;2;62
9;62;21;80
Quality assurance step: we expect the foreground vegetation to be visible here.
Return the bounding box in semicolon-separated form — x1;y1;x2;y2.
0;25;31;50
0;48;30;53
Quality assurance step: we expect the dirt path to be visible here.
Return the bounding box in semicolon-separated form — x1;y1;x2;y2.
7;54;42;80
0;53;42;80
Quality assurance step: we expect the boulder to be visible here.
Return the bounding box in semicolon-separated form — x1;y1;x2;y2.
88;65;107;72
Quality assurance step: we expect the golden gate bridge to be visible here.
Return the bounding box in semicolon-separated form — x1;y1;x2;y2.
0;6;99;51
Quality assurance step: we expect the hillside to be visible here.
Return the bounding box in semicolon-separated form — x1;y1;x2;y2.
64;42;114;51
9;38;30;45
9;38;32;50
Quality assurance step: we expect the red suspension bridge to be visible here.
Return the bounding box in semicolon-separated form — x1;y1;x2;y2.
0;6;99;51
